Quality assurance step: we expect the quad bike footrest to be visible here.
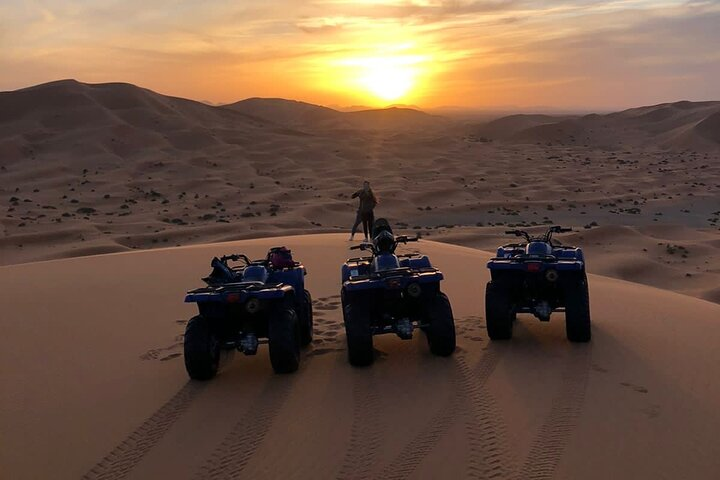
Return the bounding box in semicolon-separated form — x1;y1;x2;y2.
371;319;414;339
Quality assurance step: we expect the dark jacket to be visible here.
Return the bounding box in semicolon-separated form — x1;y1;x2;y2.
352;189;377;213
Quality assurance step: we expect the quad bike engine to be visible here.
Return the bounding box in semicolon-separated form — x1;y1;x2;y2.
396;317;413;339
239;333;259;355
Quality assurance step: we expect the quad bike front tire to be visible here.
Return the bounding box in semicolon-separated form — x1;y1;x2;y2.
564;274;592;342
184;315;221;380
269;301;301;373
485;282;513;340
343;292;374;367
299;289;314;347
426;292;456;356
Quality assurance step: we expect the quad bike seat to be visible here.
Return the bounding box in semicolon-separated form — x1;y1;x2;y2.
525;241;553;256
242;265;269;284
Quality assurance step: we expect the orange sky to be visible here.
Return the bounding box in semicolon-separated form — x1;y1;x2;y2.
2;1;719;110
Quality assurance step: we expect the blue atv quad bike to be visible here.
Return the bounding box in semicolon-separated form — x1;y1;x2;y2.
486;226;591;342
341;219;456;366
183;247;313;379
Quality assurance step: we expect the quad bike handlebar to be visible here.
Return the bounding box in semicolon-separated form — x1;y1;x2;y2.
219;254;252;265
349;234;420;253
505;226;572;243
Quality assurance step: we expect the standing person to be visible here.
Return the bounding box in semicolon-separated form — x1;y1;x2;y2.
349;180;378;241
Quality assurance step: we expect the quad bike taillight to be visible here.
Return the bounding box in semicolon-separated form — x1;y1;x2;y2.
526;262;542;272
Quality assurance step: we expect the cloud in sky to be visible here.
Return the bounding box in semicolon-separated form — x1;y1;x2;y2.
1;0;719;108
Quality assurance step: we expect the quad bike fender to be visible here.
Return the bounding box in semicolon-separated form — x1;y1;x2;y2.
343;271;443;292
342;262;372;283
486;260;584;271
399;255;432;269
268;267;305;293
185;284;293;303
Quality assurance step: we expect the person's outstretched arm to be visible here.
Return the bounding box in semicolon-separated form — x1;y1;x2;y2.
351;190;361;198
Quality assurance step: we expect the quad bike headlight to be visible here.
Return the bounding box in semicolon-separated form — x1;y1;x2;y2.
245;297;261;314
545;269;559;282
407;282;422;298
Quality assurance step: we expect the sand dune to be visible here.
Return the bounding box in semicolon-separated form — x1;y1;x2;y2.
496;101;720;150
472;114;577;141
226;97;446;132
224;97;349;129
2;234;719;480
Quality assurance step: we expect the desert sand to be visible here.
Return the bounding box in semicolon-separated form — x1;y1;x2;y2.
2;234;720;480
2;80;719;308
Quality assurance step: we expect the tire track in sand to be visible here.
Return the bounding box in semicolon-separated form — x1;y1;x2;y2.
194;375;297;480
379;344;510;480
83;381;205;480
457;347;514;480
337;369;382;480
378;360;462;480
516;345;593;480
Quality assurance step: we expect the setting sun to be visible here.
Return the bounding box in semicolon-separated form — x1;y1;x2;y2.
358;60;416;102
334;52;428;105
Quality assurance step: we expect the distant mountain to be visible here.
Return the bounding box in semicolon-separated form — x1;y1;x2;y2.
473;101;720;150
345;107;448;130
0;79;261;126
2;80;717;153
0;79;272;165
224;98;447;131
472;114;578;141
223;97;347;128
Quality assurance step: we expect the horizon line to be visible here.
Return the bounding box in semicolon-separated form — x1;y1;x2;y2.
4;77;719;116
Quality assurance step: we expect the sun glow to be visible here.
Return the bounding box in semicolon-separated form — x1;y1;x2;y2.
334;52;428;104
358;59;417;101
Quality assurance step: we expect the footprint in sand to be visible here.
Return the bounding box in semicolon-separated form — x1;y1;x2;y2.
160;353;182;361
140;349;161;361
316;304;339;311
140;342;183;361
620;382;648;393
309;347;344;357
642;404;661;419
592;363;608;373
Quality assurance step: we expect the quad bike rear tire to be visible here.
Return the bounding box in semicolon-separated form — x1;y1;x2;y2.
565;274;592;342
184;315;221;380
269;301;301;373
299;289;314;347
486;282;513;340
343;292;374;367
426;292;456;356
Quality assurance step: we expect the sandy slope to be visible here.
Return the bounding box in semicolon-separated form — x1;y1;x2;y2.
2;234;719;480
481;101;720;150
